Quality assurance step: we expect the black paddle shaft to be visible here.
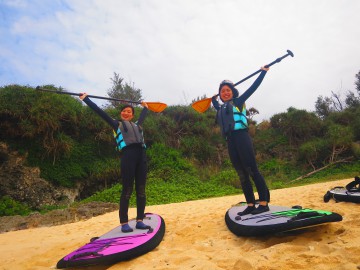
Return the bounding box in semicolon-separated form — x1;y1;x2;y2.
35;86;142;104
233;50;294;87
213;50;294;99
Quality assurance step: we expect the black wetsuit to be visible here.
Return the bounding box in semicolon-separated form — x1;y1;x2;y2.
212;71;270;203
83;97;148;223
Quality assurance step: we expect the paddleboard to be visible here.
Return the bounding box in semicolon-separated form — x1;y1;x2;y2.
56;213;165;269
225;203;342;237
324;187;360;203
324;177;360;203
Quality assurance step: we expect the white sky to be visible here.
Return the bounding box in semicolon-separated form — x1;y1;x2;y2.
1;0;359;121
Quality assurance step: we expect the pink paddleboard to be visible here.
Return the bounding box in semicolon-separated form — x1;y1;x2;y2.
57;213;165;268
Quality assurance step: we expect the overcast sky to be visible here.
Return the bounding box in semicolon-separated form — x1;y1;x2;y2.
1;0;359;121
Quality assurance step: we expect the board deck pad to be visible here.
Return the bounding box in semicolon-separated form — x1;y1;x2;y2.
225;203;342;237
56;213;165;269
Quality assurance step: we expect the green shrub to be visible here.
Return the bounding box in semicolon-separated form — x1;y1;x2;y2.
0;196;31;216
209;169;239;188
146;143;196;181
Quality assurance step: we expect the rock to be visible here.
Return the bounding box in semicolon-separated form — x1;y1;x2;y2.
0;142;121;233
0;142;80;209
0;202;118;233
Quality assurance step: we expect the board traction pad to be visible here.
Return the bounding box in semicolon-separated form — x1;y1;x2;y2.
225;203;342;237
56;213;165;269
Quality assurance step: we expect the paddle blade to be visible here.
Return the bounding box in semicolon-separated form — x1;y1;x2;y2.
191;98;212;113
147;102;167;113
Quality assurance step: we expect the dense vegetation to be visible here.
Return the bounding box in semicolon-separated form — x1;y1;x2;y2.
0;70;359;216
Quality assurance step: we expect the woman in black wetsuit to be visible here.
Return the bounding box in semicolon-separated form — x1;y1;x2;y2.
80;93;150;232
212;66;270;216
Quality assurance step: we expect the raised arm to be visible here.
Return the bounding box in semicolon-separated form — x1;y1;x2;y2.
211;95;220;111
233;67;269;107
80;93;118;130
136;102;149;126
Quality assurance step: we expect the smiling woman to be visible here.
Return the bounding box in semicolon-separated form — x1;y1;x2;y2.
79;93;153;233
211;66;271;216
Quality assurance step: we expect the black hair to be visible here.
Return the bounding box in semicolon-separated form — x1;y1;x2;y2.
120;104;135;115
218;80;239;102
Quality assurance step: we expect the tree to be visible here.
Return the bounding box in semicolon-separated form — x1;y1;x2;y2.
270;107;324;146
355;70;360;94
191;94;207;103
346;70;360;109
315;70;360;117
345;91;360;109
0;85;83;164
326;123;353;163
247;107;259;120
299;138;329;170
315;95;333;119
330;91;344;111
107;73;143;108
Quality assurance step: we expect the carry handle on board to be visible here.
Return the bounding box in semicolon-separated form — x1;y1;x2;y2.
288;211;325;222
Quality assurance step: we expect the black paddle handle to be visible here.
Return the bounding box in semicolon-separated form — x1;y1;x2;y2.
35;86;142;104
233;50;294;86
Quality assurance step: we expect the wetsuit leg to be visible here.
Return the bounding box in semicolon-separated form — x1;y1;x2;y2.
119;147;137;224
231;130;269;202
227;136;256;204
134;148;147;221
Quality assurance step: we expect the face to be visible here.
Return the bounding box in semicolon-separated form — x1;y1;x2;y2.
220;85;233;102
120;107;134;121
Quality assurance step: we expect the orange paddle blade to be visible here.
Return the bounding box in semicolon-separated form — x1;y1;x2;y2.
191;98;212;113
147;102;167;113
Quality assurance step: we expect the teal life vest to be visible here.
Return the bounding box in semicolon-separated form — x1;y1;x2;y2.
216;102;248;138
113;121;145;151
233;104;248;130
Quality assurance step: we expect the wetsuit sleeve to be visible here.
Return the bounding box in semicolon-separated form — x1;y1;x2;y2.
233;70;267;107
212;96;220;111
136;107;148;126
83;96;118;130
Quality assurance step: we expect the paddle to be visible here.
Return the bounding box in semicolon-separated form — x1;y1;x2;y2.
191;50;294;113
35;86;167;113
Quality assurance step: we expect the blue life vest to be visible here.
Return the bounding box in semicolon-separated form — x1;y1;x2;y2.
233;105;248;130
216;102;248;137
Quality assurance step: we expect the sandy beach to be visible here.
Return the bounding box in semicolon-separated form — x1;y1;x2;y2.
0;178;359;270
